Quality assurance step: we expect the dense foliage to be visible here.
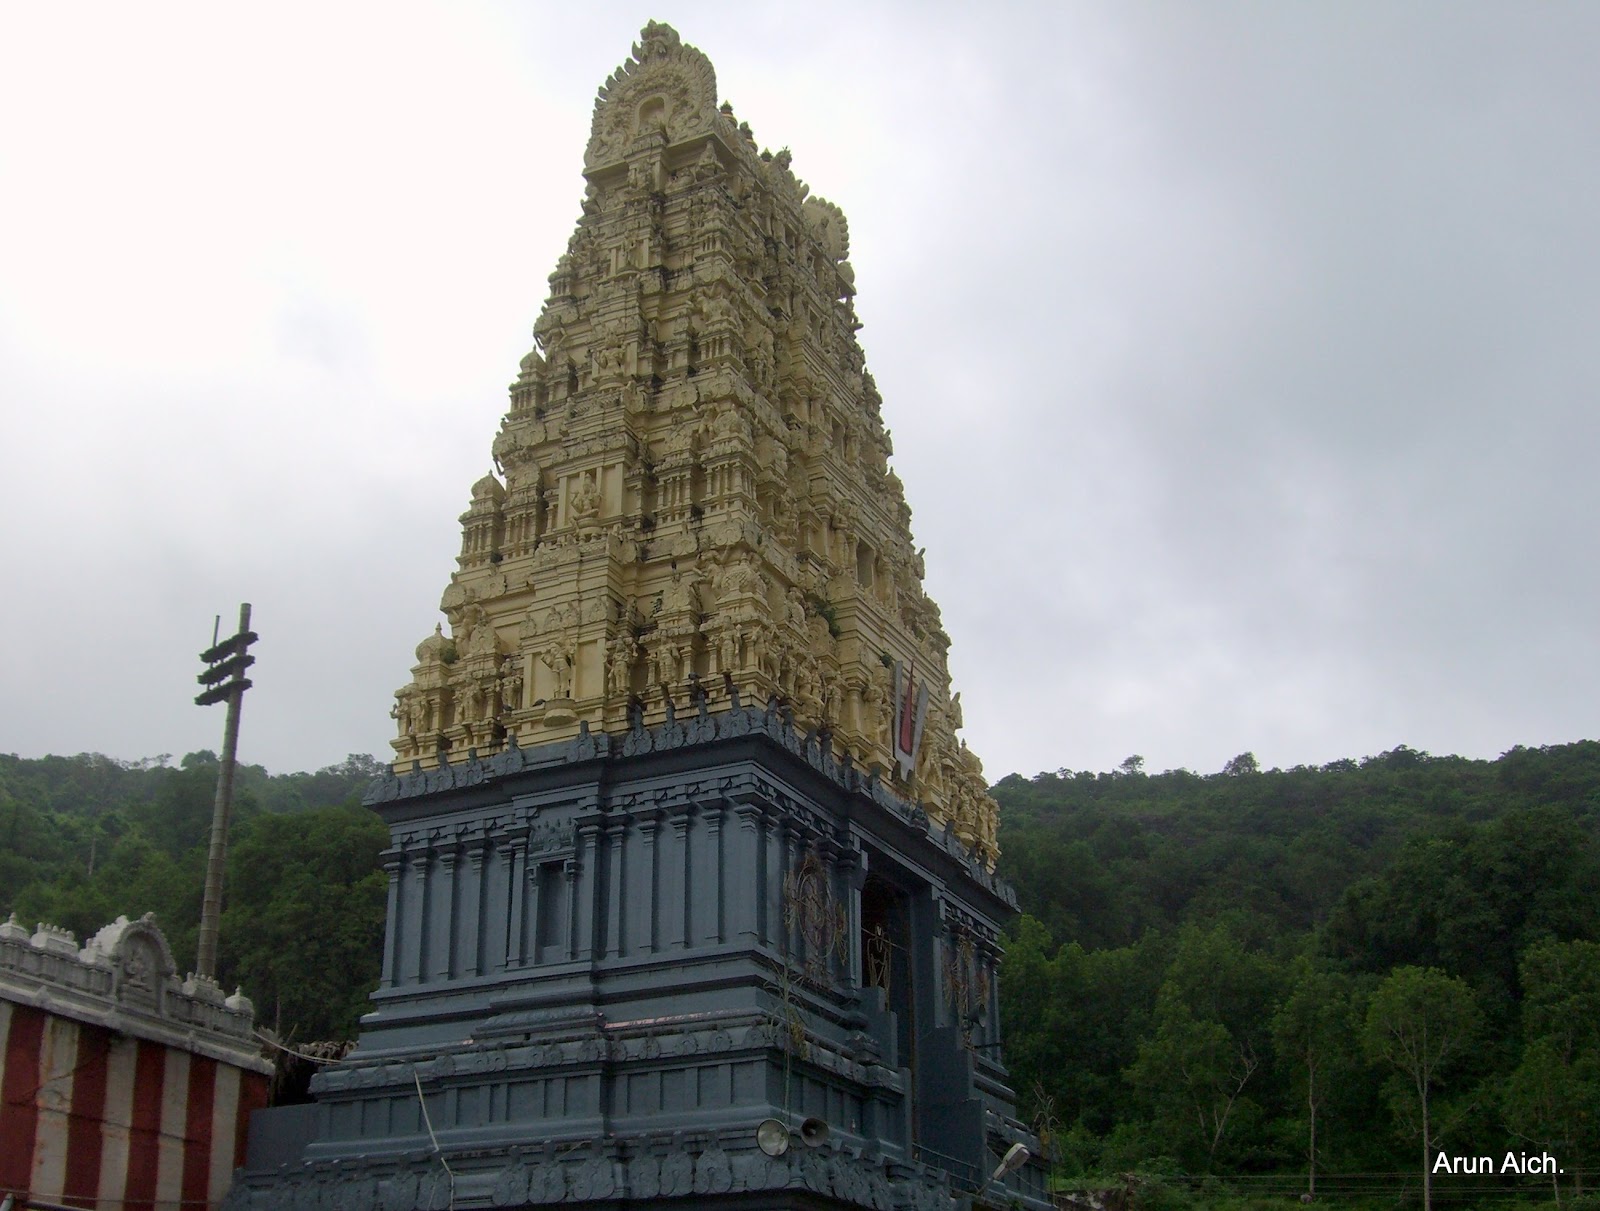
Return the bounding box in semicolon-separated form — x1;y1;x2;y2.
994;743;1600;1201
0;751;388;1040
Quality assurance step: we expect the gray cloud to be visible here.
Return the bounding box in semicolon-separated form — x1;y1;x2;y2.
2;1;1595;782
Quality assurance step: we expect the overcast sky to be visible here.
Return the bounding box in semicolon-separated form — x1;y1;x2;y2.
2;2;1596;782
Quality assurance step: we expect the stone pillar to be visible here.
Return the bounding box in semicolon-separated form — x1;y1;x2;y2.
431;844;459;983
730;800;763;944
984;944;1002;1051
637;810;662;954
464;835;487;977
928;894;951;1031
842;841;867;989
575;823;601;960
564;856;582;962
699;798;725;947
521;849;540;967
380;850;403;990
670;805;693;950
767;814;790;956
401;843;427;985
604;818;628;958
491;842;518;974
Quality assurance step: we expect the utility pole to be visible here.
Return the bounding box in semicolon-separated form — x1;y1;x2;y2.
194;603;256;981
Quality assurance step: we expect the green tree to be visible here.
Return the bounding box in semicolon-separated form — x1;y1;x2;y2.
1503;940;1600;1199
219;805;388;1040
1126;924;1280;1171
998;914;1068;1119
1520;939;1600;1056
1271;964;1362;1195
1130;998;1260;1171
1363;966;1482;1211
1503;1039;1600;1203
1222;752;1259;777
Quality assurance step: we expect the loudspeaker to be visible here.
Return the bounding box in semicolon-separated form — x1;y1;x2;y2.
799;1117;831;1148
755;1118;790;1158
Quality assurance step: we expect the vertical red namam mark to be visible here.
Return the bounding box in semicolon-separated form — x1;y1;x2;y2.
0;1004;45;1196
234;1070;270;1170
180;1055;217;1209
123;1039;167;1211
61;1024;111;1209
898;662;916;753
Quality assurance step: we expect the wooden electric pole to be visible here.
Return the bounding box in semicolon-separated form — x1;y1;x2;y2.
194;602;256;981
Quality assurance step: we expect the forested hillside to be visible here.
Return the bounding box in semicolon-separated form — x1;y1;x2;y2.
0;751;387;1040
994;743;1600;1196
6;742;1600;1201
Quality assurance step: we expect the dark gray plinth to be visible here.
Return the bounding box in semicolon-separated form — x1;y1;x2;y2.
227;699;1048;1211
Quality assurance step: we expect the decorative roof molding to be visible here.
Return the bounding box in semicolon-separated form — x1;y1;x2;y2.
0;911;271;1073
586;21;724;170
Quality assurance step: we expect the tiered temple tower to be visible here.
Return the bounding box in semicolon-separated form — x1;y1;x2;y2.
390;21;996;866
233;24;1045;1211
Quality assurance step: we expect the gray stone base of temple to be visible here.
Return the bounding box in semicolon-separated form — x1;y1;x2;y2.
227;699;1048;1211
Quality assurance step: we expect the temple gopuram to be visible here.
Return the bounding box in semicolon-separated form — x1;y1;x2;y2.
232;24;1045;1211
390;22;996;866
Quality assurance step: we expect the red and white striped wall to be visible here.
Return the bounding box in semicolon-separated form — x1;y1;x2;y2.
0;1000;269;1210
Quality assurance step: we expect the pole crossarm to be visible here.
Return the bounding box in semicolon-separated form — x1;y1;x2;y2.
194;602;254;980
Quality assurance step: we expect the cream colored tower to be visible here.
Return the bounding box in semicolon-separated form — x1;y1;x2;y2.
392;23;998;863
